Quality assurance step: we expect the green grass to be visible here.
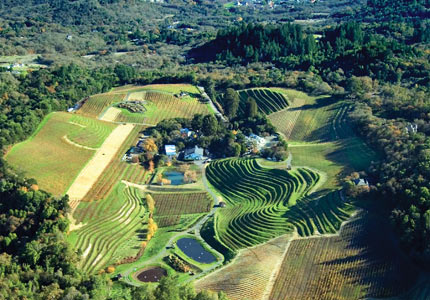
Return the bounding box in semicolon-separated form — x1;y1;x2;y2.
268;88;378;188
70;183;146;273
207;158;320;250
5;112;98;195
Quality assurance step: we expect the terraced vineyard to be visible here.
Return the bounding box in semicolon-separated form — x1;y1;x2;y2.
78;94;126;118
71;183;146;273
237;88;289;115
268;97;305;139
269;212;418;300
285;190;355;236
206;158;320;250
67;115;117;148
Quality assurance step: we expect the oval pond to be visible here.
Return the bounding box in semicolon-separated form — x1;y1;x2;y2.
176;238;216;264
136;266;167;283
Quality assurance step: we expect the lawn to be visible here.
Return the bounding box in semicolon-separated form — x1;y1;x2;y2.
5;112;100;195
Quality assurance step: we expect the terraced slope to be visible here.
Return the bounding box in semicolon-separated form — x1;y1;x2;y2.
237;88;289;115
206;158;319;250
285;190;356;236
71;183;146;273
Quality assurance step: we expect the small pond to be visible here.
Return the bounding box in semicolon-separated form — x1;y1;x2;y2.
164;171;184;185
136;266;167;282
176;238;216;264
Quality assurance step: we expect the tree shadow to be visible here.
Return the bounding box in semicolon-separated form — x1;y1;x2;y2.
318;212;420;298
288;95;341;111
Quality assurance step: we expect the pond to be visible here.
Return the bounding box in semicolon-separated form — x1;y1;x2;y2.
164;171;184;185
176;238;216;264
136;266;167;282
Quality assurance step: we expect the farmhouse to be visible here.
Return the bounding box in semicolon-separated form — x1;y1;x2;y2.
405;123;418;134
165;145;177;157
184;146;204;160
180;128;194;138
246;133;266;150
354;178;369;187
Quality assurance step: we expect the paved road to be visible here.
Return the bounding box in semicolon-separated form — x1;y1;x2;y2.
197;86;227;122
286;151;292;169
121;162;223;286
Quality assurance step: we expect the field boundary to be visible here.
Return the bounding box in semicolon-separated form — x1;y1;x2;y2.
261;235;294;300
66;123;135;211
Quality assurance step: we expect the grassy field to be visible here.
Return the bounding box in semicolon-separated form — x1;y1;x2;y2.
269;211;418;300
5;112;114;195
268;88;378;189
236;88;289;115
69;183;147;273
207;158;321;250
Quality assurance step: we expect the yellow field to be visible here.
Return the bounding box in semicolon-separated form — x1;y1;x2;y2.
5;112;97;195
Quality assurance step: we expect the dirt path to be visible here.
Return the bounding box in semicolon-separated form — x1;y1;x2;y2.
100;107;122;122
66;124;135;212
121;180;148;191
63;135;99;151
69;121;87;128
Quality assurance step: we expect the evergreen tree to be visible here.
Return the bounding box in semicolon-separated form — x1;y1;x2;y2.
245;97;258;118
223;88;240;119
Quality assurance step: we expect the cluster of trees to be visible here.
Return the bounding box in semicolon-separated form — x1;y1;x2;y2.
147;105;276;159
190;21;426;85
124;275;229;300
0;158;115;299
0;65;119;148
348;79;430;265
190;23;316;65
